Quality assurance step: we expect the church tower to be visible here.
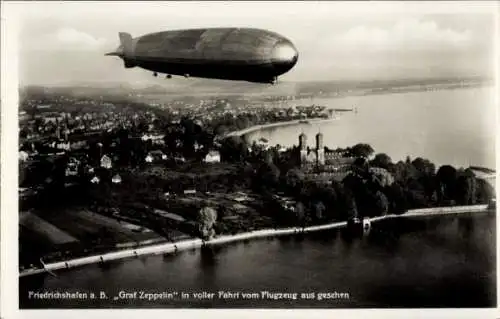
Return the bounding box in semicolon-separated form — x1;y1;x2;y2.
316;132;325;166
299;133;308;167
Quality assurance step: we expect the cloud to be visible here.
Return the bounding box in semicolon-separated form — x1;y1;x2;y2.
23;27;108;51
290;17;490;81
331;18;472;53
54;28;107;48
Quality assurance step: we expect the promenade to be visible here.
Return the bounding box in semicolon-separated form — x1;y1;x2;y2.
19;204;492;278
224;117;337;138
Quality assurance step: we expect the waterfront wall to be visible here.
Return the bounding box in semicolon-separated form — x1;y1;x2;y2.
19;204;491;277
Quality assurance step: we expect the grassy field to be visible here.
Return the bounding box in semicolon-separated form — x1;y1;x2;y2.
33;209;163;244
19;225;54;267
19;211;79;245
132;162;239;179
159;191;275;235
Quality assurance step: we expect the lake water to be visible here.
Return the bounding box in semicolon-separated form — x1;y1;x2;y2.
20;212;496;308
19;87;497;309
246;87;496;169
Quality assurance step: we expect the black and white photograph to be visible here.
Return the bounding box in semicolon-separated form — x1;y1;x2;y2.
2;0;498;315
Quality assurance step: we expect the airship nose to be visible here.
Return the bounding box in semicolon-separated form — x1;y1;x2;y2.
270;40;298;75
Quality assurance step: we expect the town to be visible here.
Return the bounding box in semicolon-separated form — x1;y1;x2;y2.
18;85;495;273
18;86;339;270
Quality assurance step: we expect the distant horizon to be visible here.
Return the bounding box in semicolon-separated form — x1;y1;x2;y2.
19;74;493;90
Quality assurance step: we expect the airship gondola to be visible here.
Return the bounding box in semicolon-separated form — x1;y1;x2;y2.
106;28;299;84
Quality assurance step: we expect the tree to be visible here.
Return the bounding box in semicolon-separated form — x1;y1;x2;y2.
342;174;369;218
53;155;69;189
313;201;326;221
298;181;316;202
475;179;495;204
350;143;374;158
20;127;30;139
386;182;408;214
254;162;280;191
285;168;304;191
345;192;359;221
373;191;390;216
353;157;369;171
404;177;430;208
412;157;436;176
369;167;395;188
197;206;218;240
276;147;300;172
117;128;132;166
456;169;477;205
214;125;228;136
238;164;255;188
390;160;418;183
371;153;392;169
295;202;306;228
137;120;149;133
318;185;338;217
436;165;458;203
220;136;248;162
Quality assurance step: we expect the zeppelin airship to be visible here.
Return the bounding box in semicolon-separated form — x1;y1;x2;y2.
105;28;299;84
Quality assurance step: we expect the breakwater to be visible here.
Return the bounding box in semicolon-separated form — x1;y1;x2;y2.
19;204;492;278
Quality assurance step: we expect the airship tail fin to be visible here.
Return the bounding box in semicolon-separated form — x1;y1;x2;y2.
106;32;136;68
118;32;134;56
105;32;133;58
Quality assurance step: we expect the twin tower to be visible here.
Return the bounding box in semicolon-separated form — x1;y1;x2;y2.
299;132;325;166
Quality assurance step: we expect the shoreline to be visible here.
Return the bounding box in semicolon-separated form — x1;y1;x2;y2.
224;118;338;138
19;204;492;278
222;83;493;140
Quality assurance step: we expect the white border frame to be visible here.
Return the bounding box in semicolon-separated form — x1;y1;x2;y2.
1;1;499;318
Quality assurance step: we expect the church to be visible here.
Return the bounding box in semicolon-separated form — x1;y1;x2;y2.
298;132;354;176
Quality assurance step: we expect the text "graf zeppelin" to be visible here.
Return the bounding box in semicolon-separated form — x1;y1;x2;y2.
116;290;178;301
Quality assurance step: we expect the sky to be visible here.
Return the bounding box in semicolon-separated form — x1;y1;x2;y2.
7;1;498;86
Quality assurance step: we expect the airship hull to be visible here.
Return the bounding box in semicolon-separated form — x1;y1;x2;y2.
135;58;277;83
108;28;298;83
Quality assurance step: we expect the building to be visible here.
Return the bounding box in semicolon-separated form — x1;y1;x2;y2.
55;141;71;151
298;132;355;175
65;158;80;177
174;156;186;163
194;142;203;151
151;150;167;161
112;174;122;184
299;132;325;167
145;154;154;163
141;133;165;145
85;165;95;174
257;137;270;150
70;140;88;150
204;151;221;163
146;150;167;163
100;155;112;169
19;151;29;162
